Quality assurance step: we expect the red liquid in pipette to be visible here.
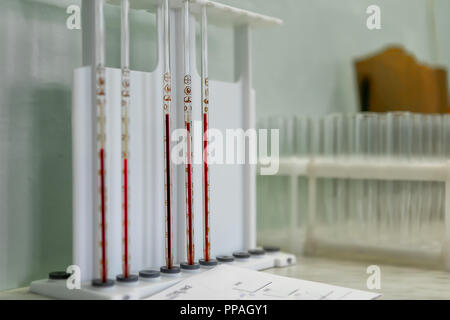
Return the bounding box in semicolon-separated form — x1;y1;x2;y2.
165;113;173;269
121;67;130;279
203;113;210;261
95;0;108;283
99;148;107;282
186;121;194;264
123;158;129;277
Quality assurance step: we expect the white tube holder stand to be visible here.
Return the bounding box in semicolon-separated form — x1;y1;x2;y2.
29;0;295;300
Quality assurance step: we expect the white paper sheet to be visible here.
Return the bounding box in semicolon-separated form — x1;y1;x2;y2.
148;265;381;300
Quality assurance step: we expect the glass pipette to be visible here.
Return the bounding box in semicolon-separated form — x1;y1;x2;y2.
92;0;114;287
183;0;195;267
199;4;217;267
116;0;138;283
161;0;178;273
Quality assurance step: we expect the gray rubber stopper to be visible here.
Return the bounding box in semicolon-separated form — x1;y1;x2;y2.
216;255;235;263
92;279;115;287
180;262;200;270
160;266;181;274
49;271;71;280
199;259;218;266
263;246;280;253
139;270;161;279
116;274;139;283
232;251;251;259
248;249;266;256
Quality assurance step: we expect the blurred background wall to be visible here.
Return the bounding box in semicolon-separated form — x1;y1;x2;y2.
0;0;449;290
219;0;450;117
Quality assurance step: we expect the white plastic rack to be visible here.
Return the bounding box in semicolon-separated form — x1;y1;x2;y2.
29;0;295;300
31;251;295;300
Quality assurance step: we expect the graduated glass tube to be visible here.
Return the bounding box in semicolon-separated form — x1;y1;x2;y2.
92;0;113;287
182;0;196;268
117;0;137;282
161;0;177;273
200;4;216;266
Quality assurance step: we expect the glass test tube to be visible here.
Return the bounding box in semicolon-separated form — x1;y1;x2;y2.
94;0;110;285
345;113;359;239
183;0;195;266
201;4;212;262
162;0;174;270
120;0;131;279
387;112;412;239
322;114;339;230
410;113;424;236
359;113;379;240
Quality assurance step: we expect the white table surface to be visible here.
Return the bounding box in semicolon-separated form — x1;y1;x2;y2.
2;256;450;300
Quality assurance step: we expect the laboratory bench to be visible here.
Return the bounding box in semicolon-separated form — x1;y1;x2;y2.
1;256;449;300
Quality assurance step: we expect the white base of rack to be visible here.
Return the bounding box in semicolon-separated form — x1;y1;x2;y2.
29;252;296;300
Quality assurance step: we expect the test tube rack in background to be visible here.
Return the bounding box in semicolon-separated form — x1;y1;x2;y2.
29;0;296;300
257;113;450;270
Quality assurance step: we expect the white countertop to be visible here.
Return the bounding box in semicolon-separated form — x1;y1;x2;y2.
2;256;450;300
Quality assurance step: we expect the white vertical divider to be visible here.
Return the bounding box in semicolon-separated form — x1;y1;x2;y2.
73;67;94;281
235;25;256;250
128;70;144;272
76;0;96;282
145;6;165;271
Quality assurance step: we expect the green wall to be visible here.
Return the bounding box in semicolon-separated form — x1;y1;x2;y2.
220;0;450;118
0;0;79;291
